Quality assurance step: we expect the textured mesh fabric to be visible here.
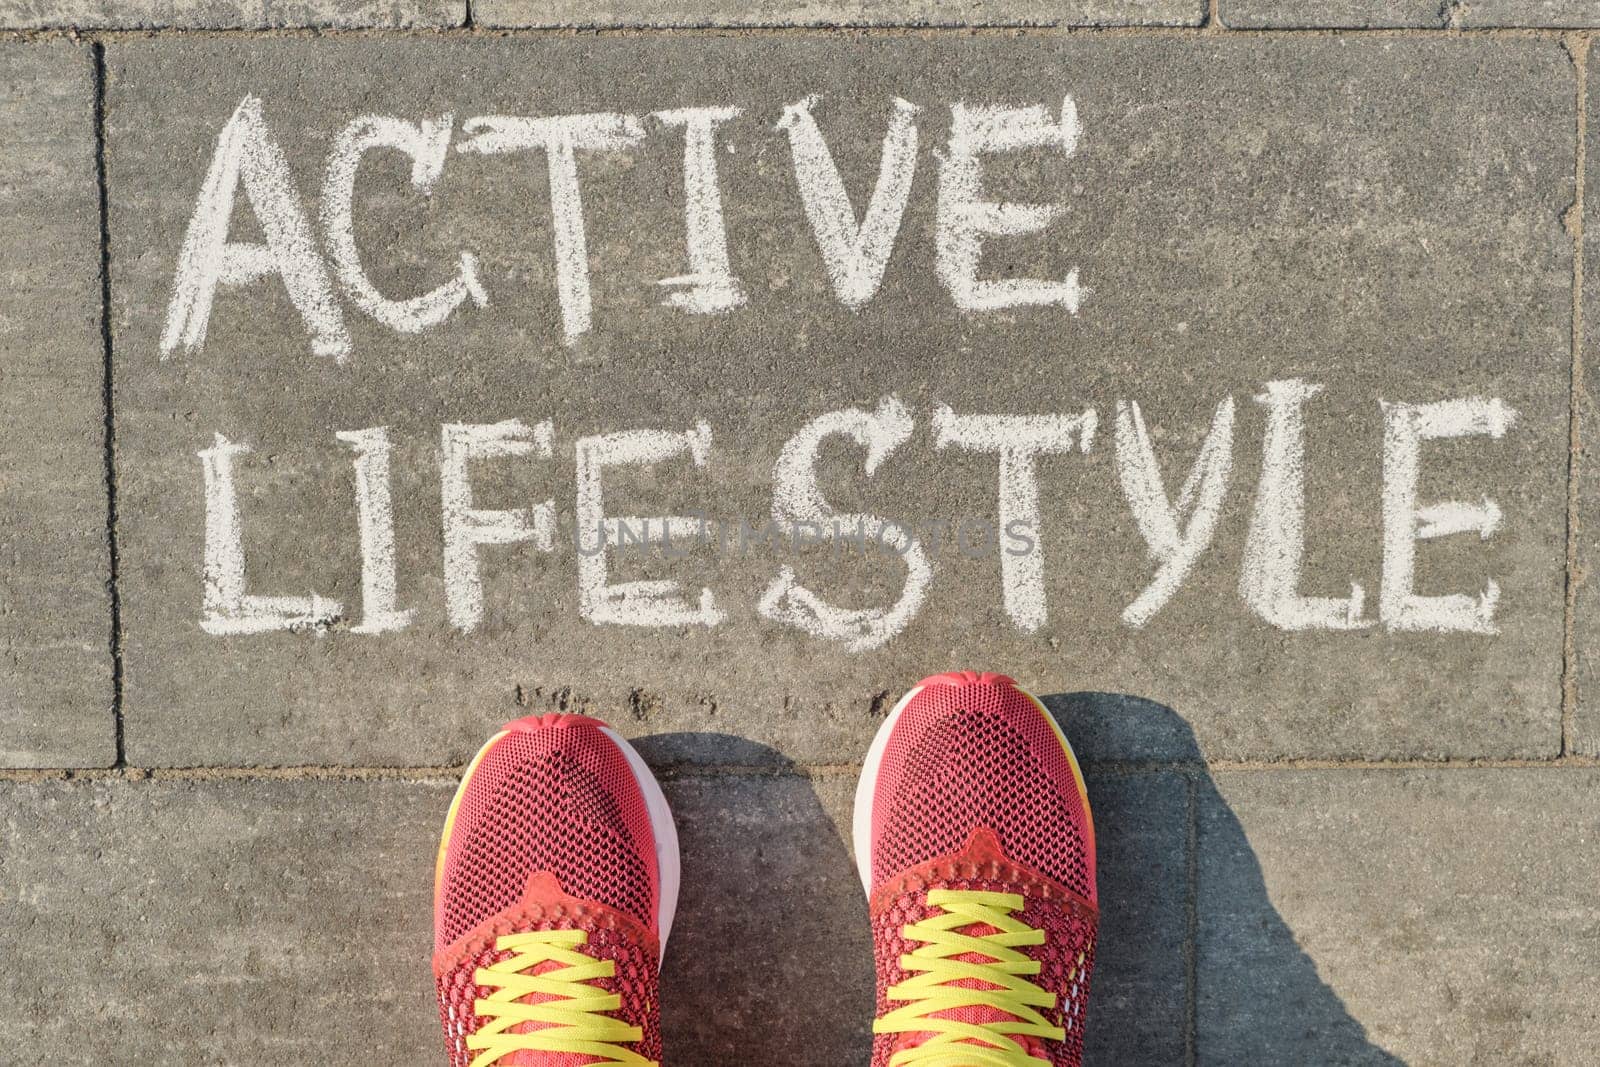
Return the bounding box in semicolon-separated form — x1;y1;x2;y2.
865;674;1098;1066
433;714;666;1067
435;910;662;1067
436;716;658;952
871;874;1096;1067
870;675;1095;903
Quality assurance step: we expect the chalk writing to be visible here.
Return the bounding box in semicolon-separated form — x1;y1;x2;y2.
161;94;1085;358
197;386;1517;647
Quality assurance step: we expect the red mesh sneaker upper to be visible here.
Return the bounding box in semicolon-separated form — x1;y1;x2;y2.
863;673;1098;1067
435;714;659;952
433;875;662;1067
867;673;1096;903
432;715;665;1067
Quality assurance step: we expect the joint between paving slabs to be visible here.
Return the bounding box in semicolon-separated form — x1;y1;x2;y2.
90;40;126;770
2;23;1599;44
4;755;1600;786
1182;770;1199;1067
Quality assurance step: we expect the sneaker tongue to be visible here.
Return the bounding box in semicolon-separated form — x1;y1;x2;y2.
503;959;603;1067
896;920;1051;1064
1019;1034;1050;1061
894;1028;1049;1064
495;873;632;1067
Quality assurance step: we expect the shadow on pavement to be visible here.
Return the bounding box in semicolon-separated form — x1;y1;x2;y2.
631;732;873;1065
1045;692;1407;1067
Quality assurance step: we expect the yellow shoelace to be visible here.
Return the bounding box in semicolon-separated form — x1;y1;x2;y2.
468;929;656;1067
875;889;1069;1067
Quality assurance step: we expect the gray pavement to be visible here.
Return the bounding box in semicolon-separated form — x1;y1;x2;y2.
11;1;1600;28
0;41;112;767
5;764;1595;1062
105;35;1570;768
0;1;463;29
1199;768;1600;1064
1576;39;1600;756
0;11;1597;1066
472;0;1206;27
1221;0;1600;27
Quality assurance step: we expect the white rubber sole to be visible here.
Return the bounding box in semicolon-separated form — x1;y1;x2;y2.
852;684;924;895
600;725;681;952
851;679;1093;897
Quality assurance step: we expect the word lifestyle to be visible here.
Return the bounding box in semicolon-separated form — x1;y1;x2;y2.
201;385;1516;653
160;93;1084;360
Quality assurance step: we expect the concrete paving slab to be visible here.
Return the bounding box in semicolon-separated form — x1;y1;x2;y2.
0;42;113;767
475;0;1203;28
1222;0;1600;25
106;36;1571;767
0;775;449;1063
1575;42;1600;757
1198;768;1600;1064
0;0;463;29
1220;0;1446;26
0;760;1186;1063
1458;1;1600;26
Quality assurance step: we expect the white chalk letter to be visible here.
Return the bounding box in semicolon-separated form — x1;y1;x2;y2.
654;106;745;315
1240;380;1370;630
1115;398;1235;628
933;406;1096;632
937;96;1083;313
440;420;556;633
574;422;724;628
777;97;919;309
199;434;343;635
162;96;350;362
759;397;931;651
458;113;646;342
1380;397;1515;633
321;114;487;333
337;427;413;634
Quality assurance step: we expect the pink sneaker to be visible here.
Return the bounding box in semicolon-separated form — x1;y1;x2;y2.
432;714;679;1066
854;672;1098;1067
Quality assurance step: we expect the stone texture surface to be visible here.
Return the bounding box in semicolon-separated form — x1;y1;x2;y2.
1457;0;1600;25
106;36;1571;768
659;769;874;1064
477;0;1203;27
0;0;463;28
0;43;114;767
1222;0;1600;25
1199;768;1600;1064
0;775;449;1063
1079;770;1190;1065
0;762;1185;1063
1576;43;1600;757
1221;0;1448;26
